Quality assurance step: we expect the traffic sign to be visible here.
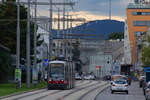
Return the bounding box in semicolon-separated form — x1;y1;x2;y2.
96;66;101;69
15;68;21;80
43;59;48;66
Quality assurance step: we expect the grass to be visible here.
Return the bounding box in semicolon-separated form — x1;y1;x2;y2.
0;81;47;97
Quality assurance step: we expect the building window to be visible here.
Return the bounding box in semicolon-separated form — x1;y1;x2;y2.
135;32;144;37
53;43;56;47
132;12;150;15
133;21;150;26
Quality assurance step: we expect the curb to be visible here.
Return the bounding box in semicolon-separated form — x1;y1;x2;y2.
0;87;46;99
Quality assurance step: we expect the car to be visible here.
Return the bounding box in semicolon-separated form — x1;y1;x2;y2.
83;75;91;80
103;75;111;81
145;82;150;100
139;76;146;88
111;80;129;94
75;73;82;80
89;75;96;80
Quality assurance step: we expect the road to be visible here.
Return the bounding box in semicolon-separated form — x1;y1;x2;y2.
95;82;145;100
1;80;109;100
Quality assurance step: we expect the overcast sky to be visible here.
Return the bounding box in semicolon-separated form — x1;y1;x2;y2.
0;0;132;21
19;0;131;21
77;0;131;17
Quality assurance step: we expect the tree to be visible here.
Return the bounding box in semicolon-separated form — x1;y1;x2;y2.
0;0;43;82
109;32;124;40
141;46;150;67
141;36;150;67
72;41;82;73
0;0;43;64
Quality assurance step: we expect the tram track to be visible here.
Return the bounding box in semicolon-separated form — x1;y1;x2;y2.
10;80;88;100
56;80;101;100
78;82;109;100
34;80;93;100
94;86;110;100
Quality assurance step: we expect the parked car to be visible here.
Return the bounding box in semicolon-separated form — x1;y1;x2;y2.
83;75;91;80
145;82;150;100
142;79;147;95
111;80;129;94
139;76;146;88
75;73;82;80
83;74;96;80
103;75;111;81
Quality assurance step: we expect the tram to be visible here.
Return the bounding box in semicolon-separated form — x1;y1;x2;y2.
47;60;75;90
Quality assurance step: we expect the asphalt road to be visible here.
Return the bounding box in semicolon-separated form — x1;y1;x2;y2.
95;82;145;100
1;80;109;100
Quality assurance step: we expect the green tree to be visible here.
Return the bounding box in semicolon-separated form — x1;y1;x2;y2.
0;0;43;64
72;41;82;73
0;0;43;82
141;36;150;67
109;32;124;40
141;46;150;67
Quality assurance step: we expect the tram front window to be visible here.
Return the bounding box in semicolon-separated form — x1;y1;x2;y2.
50;64;64;79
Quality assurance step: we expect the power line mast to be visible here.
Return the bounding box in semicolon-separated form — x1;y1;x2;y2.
26;0;31;88
57;8;61;57
33;0;37;86
49;0;53;63
63;0;66;57
16;0;21;88
109;0;111;20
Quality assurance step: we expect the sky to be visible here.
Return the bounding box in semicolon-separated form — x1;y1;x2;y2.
76;0;131;21
27;0;132;22
0;0;132;21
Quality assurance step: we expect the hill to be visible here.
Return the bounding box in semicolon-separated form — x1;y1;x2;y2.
52;19;124;39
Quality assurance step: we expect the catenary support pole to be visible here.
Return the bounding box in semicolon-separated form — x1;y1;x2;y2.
26;0;31;88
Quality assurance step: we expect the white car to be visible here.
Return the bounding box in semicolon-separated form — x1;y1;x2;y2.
75;73;82;80
111;80;128;94
83;75;91;80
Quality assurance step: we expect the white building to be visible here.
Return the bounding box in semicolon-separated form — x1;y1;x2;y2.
124;20;132;65
89;52;113;78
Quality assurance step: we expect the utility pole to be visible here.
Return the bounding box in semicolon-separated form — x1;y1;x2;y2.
26;0;31;88
66;12;69;59
63;0;66;57
33;0;38;86
109;0;111;20
17;0;20;70
57;8;60;57
16;0;21;88
49;0;53;62
70;15;73;61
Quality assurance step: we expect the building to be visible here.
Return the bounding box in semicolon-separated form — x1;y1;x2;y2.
89;52;113;78
126;2;150;65
124;20;132;65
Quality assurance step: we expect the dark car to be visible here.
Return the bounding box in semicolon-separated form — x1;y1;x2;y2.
103;75;111;81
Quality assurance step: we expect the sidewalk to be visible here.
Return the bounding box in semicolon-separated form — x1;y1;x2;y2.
128;82;145;100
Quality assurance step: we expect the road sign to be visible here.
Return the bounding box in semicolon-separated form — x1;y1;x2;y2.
15;68;21;80
43;59;48;66
15;68;22;89
96;66;101;69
